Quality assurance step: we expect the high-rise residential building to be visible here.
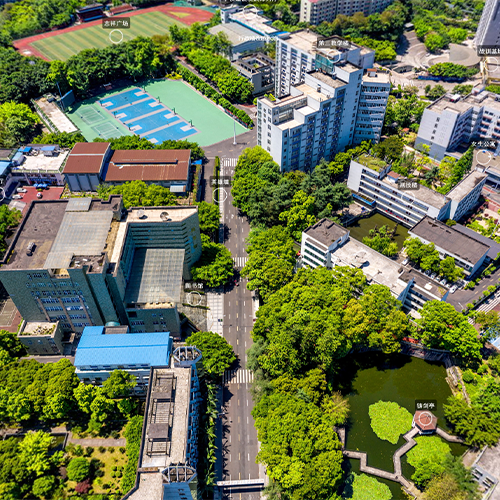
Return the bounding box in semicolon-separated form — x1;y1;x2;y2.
0;197;202;335
300;0;394;25
257;32;390;171
475;0;500;47
415;90;500;160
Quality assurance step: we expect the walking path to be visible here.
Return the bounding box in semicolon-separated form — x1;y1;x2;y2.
343;425;465;499
67;436;126;447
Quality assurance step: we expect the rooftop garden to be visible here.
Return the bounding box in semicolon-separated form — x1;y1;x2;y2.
355;153;387;172
20;324;56;336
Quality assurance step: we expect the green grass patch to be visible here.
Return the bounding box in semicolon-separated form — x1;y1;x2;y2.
31;12;187;61
343;473;392;500
406;436;451;469
369;401;413;444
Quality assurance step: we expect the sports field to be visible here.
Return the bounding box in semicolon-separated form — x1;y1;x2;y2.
66;79;247;146
30;12;185;61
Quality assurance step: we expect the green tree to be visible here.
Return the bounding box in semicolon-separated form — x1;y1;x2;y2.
214;70;254;102
0;101;40;147
407;436;451;487
439;256;464;282
417;301;482;360
278;190;316;241
425;85;447;100
102;370;137;399
32;475;57;499
191;234;233;287
362;225;399;257
448;27;468;43
373;135;404;162
0;329;26;359
42;392;73;421
32;132;86;148
90;391;115;423
19;431;54;476
423;473;468;500
242;226;296;302
74;383;98;414
67;457;90;483
186;331;236;377
425;32;447;52
196;201;219;236
0;205;22;252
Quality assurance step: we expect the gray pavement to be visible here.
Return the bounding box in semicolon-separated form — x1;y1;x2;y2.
212;154;261;500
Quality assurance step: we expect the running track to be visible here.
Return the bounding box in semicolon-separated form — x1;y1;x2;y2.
13;5;213;60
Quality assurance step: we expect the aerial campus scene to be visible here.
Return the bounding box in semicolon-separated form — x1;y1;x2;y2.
2;0;500;500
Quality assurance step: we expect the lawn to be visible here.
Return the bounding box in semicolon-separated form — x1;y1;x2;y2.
31;11;186;61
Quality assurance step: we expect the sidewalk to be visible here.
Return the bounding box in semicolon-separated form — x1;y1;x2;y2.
206;287;224;335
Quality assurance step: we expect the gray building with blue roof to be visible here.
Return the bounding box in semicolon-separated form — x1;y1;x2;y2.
75;325;172;387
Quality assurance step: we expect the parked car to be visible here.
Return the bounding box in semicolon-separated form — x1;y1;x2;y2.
16;188;27;193
440;278;447;286
37;192;43;199
450;285;458;294
424;269;431;276
12;194;23;199
402;258;409;266
431;272;437;279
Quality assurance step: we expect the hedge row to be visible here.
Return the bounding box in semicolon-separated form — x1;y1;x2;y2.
176;65;253;128
121;416;144;494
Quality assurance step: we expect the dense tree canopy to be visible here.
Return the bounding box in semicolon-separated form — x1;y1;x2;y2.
196;201;219;236
191;234;233;287
416;301;482;360
102;370;136;399
242;226;296;302
32;132;86;148
186;330;235;378
250;267;409;378
0;101;40;147
97;180;177;209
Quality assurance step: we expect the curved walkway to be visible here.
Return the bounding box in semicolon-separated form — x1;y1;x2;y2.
343;426;466;498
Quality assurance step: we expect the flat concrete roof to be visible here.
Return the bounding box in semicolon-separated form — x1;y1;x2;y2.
304;218;349;247
475;148;500;176
1;201;68;271
362;71;390;84
427;91;500;114
410;216;490;265
330;238;407;297
229;8;278;35
12;150;69;173
381;176;450;209
208;23;261;47
446;170;486;202
308;71;347;89
399;268;446;300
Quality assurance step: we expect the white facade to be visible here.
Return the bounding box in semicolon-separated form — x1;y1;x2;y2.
275;31;375;98
347;158;451;226
447;170;487;221
300;0;394;25
415;91;500;160
476;0;500;47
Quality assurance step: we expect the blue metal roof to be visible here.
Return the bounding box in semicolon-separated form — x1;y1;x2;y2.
75;326;172;367
0;161;10;177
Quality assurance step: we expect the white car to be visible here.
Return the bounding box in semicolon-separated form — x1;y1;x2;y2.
12;194;23;199
402;258;409;266
16;188;27;193
450;285;458;294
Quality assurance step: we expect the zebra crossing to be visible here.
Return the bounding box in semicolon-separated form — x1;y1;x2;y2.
476;293;500;313
223;369;254;385
233;256;248;269
221;157;238;168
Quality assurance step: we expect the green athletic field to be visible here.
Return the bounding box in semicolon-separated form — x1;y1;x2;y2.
66;79;247;146
31;12;186;61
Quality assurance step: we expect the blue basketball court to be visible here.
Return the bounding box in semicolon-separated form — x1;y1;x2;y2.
99;87;198;144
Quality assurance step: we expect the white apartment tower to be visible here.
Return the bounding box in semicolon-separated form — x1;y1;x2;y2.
300;0;394;25
476;0;500;47
258;32;390;171
415;91;500;160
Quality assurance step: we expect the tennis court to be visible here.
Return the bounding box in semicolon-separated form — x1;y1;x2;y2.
67;80;248;146
99;87;198;143
30;11;186;61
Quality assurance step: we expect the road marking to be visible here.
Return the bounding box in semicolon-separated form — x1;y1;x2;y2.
244;301;246;306
237;339;239;345
248;453;250;461
236;301;238;306
228;301;231;307
239;453;241;461
238;417;240;423
236;326;239;331
238;399;240;406
233;257;248;268
247;399;248;406
247;416;249;424
223;369;254;384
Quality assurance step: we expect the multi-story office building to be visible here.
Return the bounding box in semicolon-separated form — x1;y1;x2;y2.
415;91;500;160
221;5;286;39
475;0;500;48
74;325;172;388
232;53;275;95
347;155;485;226
258;32;389;170
275;31;375;97
0;198;202;335
126;346;202;500
409;216;490;276
300;0;394;25
18;321;64;355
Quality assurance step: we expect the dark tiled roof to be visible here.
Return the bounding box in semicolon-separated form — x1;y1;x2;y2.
303;218;349;247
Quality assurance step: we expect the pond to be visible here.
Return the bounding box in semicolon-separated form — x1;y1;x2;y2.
334;352;467;500
347;211;410;250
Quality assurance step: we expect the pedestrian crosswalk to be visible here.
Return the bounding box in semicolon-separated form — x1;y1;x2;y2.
476;293;500;313
233;256;248;269
222;157;238;168
223;369;254;385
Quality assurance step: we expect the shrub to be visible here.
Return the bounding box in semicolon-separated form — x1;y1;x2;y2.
109;447;115;454
85;446;94;457
477;364;488;375
98;446;106;453
67;457;91;483
119;447;126;454
462;369;475;383
75;479;92;494
74;445;84;456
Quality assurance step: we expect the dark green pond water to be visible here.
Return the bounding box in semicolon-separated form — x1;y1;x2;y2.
347;211;410;250
334;352;467;500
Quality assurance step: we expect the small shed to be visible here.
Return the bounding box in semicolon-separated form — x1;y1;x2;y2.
40;146;59;157
413;411;438;434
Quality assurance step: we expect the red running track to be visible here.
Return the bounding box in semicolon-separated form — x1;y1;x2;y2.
13;5;213;60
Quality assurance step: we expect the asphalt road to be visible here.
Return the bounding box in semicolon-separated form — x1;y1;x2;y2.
215;152;261;499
